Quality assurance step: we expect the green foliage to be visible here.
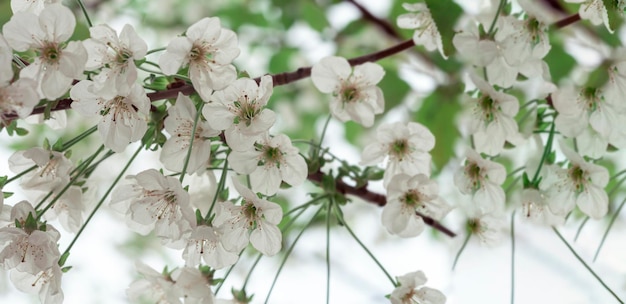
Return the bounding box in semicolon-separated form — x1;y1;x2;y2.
544;33;576;83
414;83;463;174
425;0;463;57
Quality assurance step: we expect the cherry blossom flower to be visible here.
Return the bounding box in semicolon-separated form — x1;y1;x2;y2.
10;0;60;14
519;188;565;226
390;270;446;304
382;174;451;238
127;262;180;304
83;24;147;95
203;75;275;151
0;72;40;121
41;186;85;233
161;93;219;174
552;86;621;158
311;56;385;127
11;263;63;304
467;72;521;155
8;147;73;193
541;142;609;219
228;133;307;196
360;121;435;186
3;4;87;100
0;34;13;81
454;149;506;213
565;0;613;33
70;80;150;153
159;17;239;101
183;225;239;269
110;169;195;248
213;178;283;256
0;201;61;275
397;3;446;58
465;207;506;245
170;266;215;303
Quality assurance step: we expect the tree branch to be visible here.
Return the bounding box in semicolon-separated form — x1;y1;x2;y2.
307;169;457;238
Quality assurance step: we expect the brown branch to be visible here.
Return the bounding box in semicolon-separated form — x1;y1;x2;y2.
307;170;457;238
344;0;402;40
554;13;581;29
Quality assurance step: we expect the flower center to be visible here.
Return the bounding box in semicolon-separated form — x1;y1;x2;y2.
568;165;586;194
389;139;410;161
41;42;61;65
341;86;358;103
465;162;482;191
479;96;495;123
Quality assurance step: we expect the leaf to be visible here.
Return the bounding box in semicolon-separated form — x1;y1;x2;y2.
425;0;463;58
413;83;464;173
602;0;624;32
301;2;329;32
544;34;576;83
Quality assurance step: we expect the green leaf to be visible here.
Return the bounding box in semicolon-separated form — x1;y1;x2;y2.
301;2;329;32
425;0;463;57
603;0;623;32
268;47;298;74
544;35;576;83
413;83;464;173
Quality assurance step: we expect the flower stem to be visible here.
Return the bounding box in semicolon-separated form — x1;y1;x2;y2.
553;227;624;303
487;0;507;35
325;199;332;304
75;0;93;27
59;145;143;266
531;122;555;184
179;99;204;182
205;154;229;220
510;210;516;304
452;233;471;270
593;197;626;262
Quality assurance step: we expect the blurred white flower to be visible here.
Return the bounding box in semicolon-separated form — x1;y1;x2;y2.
454;148;506;213
468;72;521;156
390;270;446;304
8;147;73;193
382;174;450;238
541;142;609;219
311;56;384;127
10;0;60;14
397;3;446;58
361;121;434;187
183;225;239;269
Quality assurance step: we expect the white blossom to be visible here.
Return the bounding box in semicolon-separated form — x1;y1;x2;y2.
311;56;385;127
182;225;239;269
390;270;446;304
171;266;215;304
41;186;85;233
83;24;148;95
361;121;435;186
8;147;73;193
10;0;60;14
161;93;219;174
70;80;150;153
519;188;565;226
541;142;609;219
228;133;307;196
454;148;506;213
11;263;63;304
159;17;239;101
465;207;506;245
111;169;196;248
565;0;613;33
3;4;87;100
203;75;275;151
397;3;446;58
0;201;60;275
127;262;180;304
382;174;451;238
213;178;283;256
468;72;521;155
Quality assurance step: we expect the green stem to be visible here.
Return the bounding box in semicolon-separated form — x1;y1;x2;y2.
452;233;471;270
37;145;105;220
487;0;507;35
146;47;166;55
75;0;93;27
264;207;324;304
325;199;332;304
531;122;555;184
593;197;626;262
59;145;142;266
205;154;229;220
179;100;204;182
574;216;589;242
510;210;516;304
334;205;396;287
553;227;624;303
